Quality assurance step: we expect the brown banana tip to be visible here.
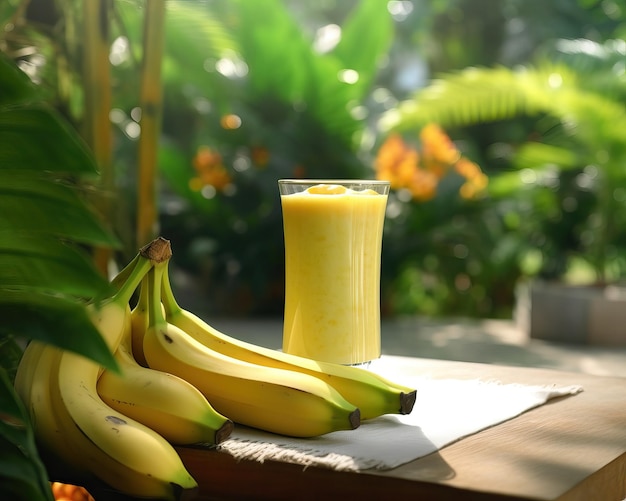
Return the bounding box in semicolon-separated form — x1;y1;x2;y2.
139;236;172;262
349;408;361;430
215;420;235;444
400;390;417;415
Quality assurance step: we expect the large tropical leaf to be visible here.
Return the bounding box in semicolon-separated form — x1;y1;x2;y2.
115;0;238;107
0;53;118;369
0;367;53;501
0;235;112;298
0;290;114;363
380;60;626;182
381;38;626;143
0;171;118;246
0;45;38;106
230;0;312;103
219;0;392;147
331;0;394;101
0;105;99;175
1;8;123;500
379;65;553;131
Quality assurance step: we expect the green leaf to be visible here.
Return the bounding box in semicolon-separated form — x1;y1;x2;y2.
0;242;112;299
233;0;312;103
381;66;541;132
0;292;117;371
0;438;53;501
117;0;240;104
0;104;99;175
332;0;394;100
0;172;119;247
0;369;54;501
0;336;24;384
0;53;38;106
514;142;581;170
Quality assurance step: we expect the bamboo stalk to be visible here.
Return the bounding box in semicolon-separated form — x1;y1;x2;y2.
82;0;113;275
136;0;166;250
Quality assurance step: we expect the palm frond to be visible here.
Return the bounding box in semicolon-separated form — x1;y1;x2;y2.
380;60;626;158
380;66;543;132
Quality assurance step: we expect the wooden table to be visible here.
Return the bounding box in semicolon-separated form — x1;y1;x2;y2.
177;356;626;501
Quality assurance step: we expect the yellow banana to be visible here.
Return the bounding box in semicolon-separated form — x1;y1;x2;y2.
19;340;182;498
13;240;198;499
45;343;196;500
160;261;416;420
21;341;175;497
97;322;234;446
17;341;85;476
143;262;360;437
57;348;197;499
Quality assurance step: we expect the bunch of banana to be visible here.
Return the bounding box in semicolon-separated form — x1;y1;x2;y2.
14;236;417;499
13;239;219;500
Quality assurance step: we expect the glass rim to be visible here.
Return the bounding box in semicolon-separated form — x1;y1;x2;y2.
278;179;390;185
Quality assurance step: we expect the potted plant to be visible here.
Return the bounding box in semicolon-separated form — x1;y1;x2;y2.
379;38;626;344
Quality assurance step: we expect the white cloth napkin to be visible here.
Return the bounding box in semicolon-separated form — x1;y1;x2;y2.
217;357;583;471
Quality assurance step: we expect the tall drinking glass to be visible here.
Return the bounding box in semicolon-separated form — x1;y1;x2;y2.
278;179;390;365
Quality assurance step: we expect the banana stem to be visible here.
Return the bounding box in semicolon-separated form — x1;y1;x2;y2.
147;262;168;329
111;236;170;292
110;253;141;291
112;255;154;307
160;261;183;317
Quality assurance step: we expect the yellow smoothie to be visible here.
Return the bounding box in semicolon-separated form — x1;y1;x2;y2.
280;183;388;365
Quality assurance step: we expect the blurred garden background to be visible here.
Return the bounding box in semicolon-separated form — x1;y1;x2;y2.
2;0;625;321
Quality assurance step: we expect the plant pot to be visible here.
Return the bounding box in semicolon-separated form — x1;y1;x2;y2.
515;280;626;346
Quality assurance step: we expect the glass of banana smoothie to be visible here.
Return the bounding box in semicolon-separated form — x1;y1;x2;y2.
278;179;390;366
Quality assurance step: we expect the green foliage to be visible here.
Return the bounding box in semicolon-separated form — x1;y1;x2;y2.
0;49;118;500
381;38;626;286
0;368;53;501
157;0;394;314
0;53;119;364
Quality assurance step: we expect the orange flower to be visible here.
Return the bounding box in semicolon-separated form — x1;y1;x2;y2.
191;146;232;191
193;146;222;173
375;124;487;203
375;134;409;172
455;158;488;199
375;134;420;189
459;173;489;199
420;124;460;166
455;157;481;179
251;146;270;167
407;168;438;201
